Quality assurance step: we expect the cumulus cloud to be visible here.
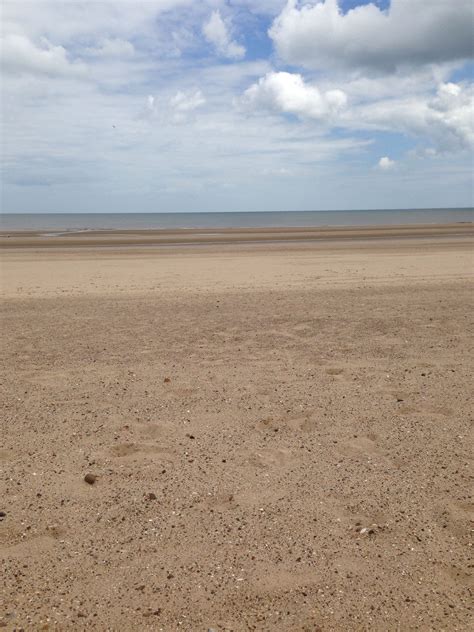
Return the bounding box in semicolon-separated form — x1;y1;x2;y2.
426;83;474;151
203;10;245;60
350;82;474;152
0;33;86;77
83;38;135;59
141;90;205;123
170;90;206;112
243;72;473;153
242;71;347;120
378;156;395;170
270;0;474;72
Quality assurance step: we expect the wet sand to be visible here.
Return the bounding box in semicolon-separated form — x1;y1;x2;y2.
1;225;473;630
1;222;473;249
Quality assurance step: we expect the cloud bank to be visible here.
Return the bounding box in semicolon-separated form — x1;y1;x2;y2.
270;0;474;72
1;0;473;213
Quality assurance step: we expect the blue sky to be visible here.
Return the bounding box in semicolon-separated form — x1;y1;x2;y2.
2;0;473;213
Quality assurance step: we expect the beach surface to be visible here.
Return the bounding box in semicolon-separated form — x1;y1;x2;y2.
1;224;473;630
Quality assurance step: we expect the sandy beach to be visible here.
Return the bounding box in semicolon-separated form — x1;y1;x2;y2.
1;224;473;630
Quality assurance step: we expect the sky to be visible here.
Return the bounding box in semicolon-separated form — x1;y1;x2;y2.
1;0;473;213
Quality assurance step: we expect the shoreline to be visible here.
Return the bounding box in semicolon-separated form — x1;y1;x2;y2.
1;222;473;249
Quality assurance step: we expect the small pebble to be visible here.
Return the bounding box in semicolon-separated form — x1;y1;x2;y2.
164;377;171;383
0;511;6;520
359;526;376;535
146;492;157;501
84;473;97;485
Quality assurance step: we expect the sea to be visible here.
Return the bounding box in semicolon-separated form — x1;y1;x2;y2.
1;208;473;231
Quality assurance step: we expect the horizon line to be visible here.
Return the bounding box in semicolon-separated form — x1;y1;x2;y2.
2;206;473;216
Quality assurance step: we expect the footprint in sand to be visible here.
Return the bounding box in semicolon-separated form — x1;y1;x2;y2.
338;507;389;538
384;392;454;417
396;402;454;417
246;447;294;469
443;565;474;589
337;434;392;465
433;501;474;539
46;524;67;539
232;487;287;508
110;443;140;457
0;449;16;463
136;421;175;439
201;491;236;509
252;565;320;594
109;442;176;463
3;534;57;560
259;414;317;433
326;368;344;376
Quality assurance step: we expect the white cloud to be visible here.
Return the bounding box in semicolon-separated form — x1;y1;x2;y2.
169;89;206;123
332;66;457;103
1;0;193;44
378;156;395;170
242;71;347;120
243;72;474;153
170;90;206;112
270;0;474;72
0;33;86;77
140;90;206;123
347;82;474;152
83;38;135;58
203;10;245;59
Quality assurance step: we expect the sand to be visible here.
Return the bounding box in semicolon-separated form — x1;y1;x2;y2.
1;225;473;631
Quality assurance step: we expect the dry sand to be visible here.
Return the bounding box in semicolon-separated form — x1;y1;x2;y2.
1;225;473;631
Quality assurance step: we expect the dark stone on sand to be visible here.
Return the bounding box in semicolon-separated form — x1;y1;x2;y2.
146;492;157;501
84;473;97;485
0;511;6;520
164;377;171;383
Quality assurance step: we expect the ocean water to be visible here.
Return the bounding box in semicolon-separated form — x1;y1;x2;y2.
1;208;473;231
